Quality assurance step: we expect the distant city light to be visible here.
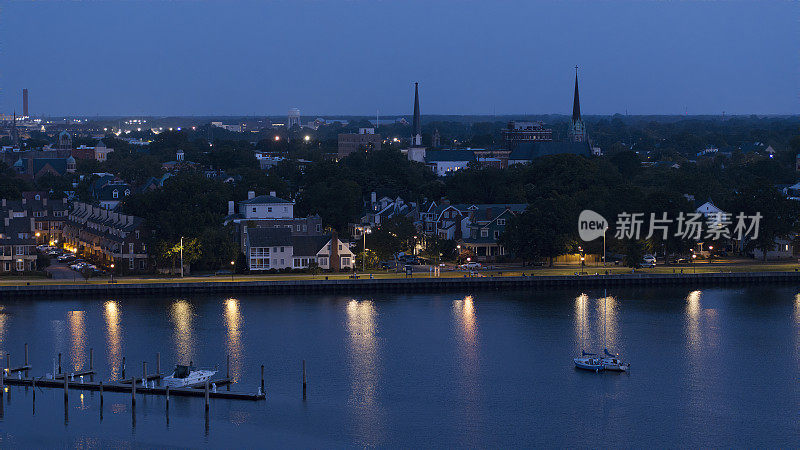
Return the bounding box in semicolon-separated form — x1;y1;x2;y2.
304;135;310;142
274;136;280;141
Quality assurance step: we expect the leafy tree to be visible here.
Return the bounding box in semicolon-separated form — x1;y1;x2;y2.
500;197;577;266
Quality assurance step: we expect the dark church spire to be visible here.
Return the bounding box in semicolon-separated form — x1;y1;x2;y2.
411;82;422;146
572;66;581;122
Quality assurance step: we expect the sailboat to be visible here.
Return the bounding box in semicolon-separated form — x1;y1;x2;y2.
574;293;604;372
599;290;630;372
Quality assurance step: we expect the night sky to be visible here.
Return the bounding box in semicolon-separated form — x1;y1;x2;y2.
1;1;797;116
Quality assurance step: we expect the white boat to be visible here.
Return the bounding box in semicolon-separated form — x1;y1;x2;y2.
601;349;630;372
163;365;217;387
574;352;604;372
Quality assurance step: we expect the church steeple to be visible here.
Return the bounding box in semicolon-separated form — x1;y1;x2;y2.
572;66;581;122
411;82;422;147
569;66;587;143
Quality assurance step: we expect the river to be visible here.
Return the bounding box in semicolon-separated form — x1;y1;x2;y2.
0;286;797;446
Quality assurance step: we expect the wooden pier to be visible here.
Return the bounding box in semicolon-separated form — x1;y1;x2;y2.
0;346;266;402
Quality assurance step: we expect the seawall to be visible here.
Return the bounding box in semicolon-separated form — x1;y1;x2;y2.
1;271;799;299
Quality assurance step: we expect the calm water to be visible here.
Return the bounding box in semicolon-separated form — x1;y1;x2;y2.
0;286;797;447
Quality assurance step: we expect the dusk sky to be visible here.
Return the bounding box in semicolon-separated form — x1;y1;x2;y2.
1;1;797;116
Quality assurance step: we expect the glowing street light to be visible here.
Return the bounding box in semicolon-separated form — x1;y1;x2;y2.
274;136;280;141
230;260;235;282
304;135;311;142
110;263;115;283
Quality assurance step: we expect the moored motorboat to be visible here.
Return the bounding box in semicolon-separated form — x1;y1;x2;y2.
163;364;217;387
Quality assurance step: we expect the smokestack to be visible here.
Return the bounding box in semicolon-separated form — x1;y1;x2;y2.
22;89;28;117
248;191;255;200
228;200;235;215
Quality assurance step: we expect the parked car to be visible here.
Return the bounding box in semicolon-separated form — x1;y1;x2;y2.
58;255;76;263
461;262;481;270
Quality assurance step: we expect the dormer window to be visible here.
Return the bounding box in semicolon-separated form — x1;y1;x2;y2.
124;189;130;196
112;190;119;199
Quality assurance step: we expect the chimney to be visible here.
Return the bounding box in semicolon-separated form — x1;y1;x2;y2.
270;191;276;198
30;217;35;232
1;199;5;207
248;191;255;200
3;218;8;227
228;200;235;215
22;198;26;205
43;198;47;206
330;231;340;272
62;197;67;205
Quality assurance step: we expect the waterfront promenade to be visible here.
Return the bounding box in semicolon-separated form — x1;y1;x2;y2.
1;262;799;298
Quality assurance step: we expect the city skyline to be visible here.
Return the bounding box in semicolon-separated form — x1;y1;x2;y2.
1;1;798;116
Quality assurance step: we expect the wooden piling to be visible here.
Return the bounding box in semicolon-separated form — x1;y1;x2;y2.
58;353;62;374
156;353;161;375
5;353;9;372
89;348;93;371
226;355;230;391
260;364;264;394
63;371;68;401
165;385;170;408
131;375;136;405
122;356;126;378
204;380;209;411
302;360;307;399
142;361;147;382
99;381;103;406
24;344;28;366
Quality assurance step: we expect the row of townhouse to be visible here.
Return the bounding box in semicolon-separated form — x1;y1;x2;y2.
0;192;72;272
62;202;150;273
419;201;527;260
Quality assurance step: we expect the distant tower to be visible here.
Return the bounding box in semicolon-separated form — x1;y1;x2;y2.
569;66;587;143
411;82;422;147
287;108;301;129
57;130;72;150
432;129;441;148
22;89;28;117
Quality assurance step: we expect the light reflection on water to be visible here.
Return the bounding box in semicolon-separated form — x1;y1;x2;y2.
68;311;86;371
103;301;122;380
170;300;195;365
453;295;480;439
224;298;242;381
345;299;383;446
0;306;7;358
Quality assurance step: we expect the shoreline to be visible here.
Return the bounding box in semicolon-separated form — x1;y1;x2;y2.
2;270;799;298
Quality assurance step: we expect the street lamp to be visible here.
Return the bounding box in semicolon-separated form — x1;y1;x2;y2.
361;227;372;272
230;260;235;282
692;253;696;273
110;263;115;283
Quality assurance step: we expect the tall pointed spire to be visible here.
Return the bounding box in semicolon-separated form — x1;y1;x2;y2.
569;66;587;143
411;82;422;146
572;66;581;122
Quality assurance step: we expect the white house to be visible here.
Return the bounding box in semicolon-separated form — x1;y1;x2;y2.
245;228;354;271
239;191;293;219
752;237;794;260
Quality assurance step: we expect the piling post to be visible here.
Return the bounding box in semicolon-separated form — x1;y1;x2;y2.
131;376;136;405
302;360;307;400
0;367;4;398
99;381;103;406
165;385;170;409
204;380;209;411
63;371;68;401
24;343;28;366
260;364;265;394
156;353;161;375
5;353;9;372
58;353;62;374
142;361;147;382
89;348;93;371
226;355;231;391
122;356;126;378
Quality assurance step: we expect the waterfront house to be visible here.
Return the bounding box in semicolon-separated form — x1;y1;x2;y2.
245;228;354;272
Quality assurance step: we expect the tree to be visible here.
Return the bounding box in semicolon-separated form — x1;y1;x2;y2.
500;197;577;266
